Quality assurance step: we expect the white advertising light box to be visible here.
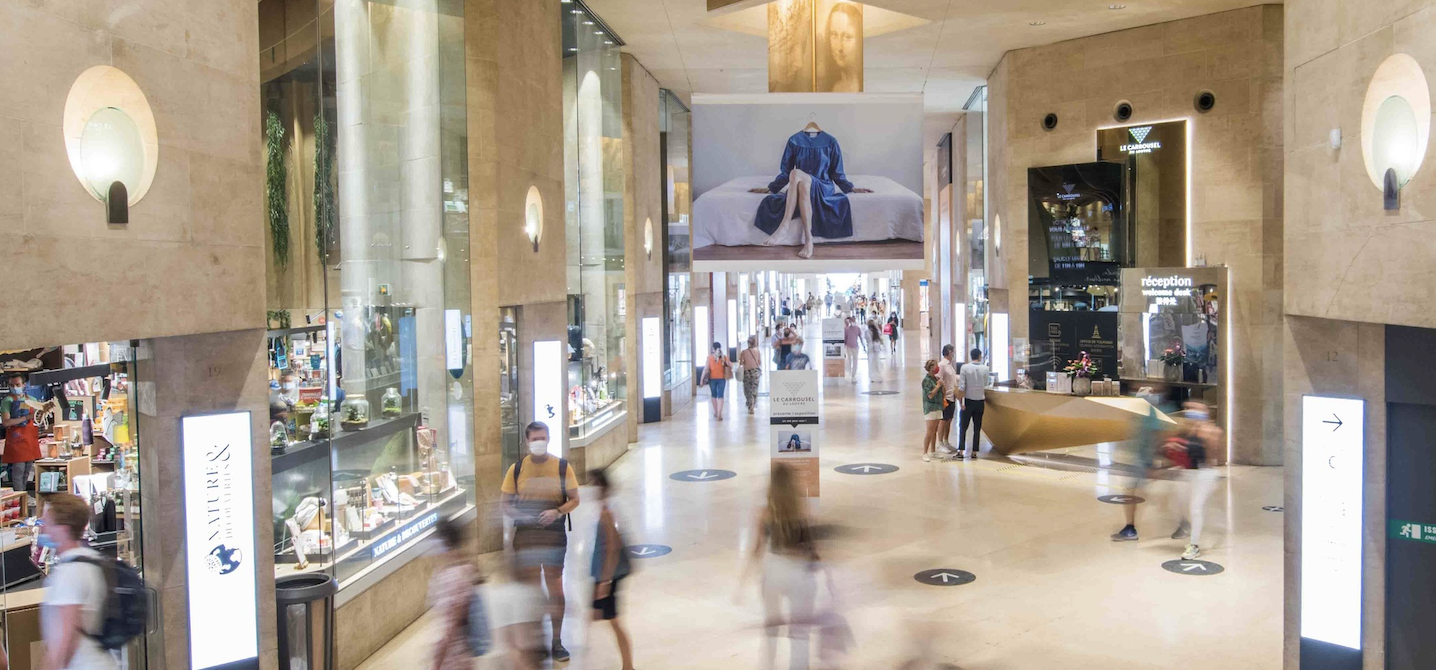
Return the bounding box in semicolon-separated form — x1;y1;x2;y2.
181;411;260;670
642;317;662;400
1300;395;1365;651
533;340;565;456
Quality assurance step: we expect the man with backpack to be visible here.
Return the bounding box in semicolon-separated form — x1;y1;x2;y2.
500;422;580;662
41;493;119;670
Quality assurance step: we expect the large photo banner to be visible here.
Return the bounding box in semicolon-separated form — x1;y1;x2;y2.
692;93;925;272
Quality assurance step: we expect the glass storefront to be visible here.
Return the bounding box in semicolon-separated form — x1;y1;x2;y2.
964;86;990;354
260;0;476;595
661;90;693;389
563;5;627;440
0;343;147;669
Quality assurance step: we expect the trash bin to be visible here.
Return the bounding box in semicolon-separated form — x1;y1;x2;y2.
276;573;338;670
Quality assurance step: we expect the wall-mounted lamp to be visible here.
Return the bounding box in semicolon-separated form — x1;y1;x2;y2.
643;217;653;260
524;185;544;251
1361;54;1430;211
1329;128;1342;150
64;67;158;225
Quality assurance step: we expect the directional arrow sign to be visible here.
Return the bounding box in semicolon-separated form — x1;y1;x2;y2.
1098;494;1146;505
1322;414;1343;431
625;544;672;559
862;390;900;396
669;469;737;482
1262;505;1284;513
1161;558;1224;576
914;568;977;586
834;463;899;475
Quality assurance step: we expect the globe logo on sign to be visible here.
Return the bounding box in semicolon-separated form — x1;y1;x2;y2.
206;544;243;575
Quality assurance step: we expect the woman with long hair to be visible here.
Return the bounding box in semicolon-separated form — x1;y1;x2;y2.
743;463;820;670
866;319;884;383
702;342;733;421
920;359;945;462
887;313;901;355
740;335;764;415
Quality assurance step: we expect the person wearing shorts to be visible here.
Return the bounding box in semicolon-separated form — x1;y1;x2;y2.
920;360;945;462
500;421;580;662
588;469;635;669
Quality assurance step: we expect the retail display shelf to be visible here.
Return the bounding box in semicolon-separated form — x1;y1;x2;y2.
271;413;421;474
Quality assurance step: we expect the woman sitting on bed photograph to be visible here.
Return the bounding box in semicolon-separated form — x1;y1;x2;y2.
749;125;873;258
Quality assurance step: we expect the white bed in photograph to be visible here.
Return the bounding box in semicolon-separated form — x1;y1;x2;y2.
692;175;923;249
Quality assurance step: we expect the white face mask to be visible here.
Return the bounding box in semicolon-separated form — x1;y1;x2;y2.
528;440;549;457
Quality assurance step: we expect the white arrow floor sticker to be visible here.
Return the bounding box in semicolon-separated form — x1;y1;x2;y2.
669;469;736;482
914;568;977;586
1161;558;1224;575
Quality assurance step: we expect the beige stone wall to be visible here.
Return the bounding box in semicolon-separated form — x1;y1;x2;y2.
465;0;569;555
0;0;265;350
1285;2;1436;328
986;5;1285;464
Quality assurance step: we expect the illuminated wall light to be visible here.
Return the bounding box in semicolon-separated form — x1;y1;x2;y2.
64;66;159;225
524;185;544;251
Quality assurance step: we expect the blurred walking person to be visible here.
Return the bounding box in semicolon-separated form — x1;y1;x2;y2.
743;464;821;670
1111;385;1175;542
40;493;116;670
1170;402;1224;559
741;336;765;415
587;470;636;670
428;517;477;670
842;317;864;381
866;320;885;383
886;314;901;355
921;360;945;462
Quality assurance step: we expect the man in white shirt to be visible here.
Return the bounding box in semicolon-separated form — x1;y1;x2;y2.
41;493;118;670
936;345;961;455
956;348;991;459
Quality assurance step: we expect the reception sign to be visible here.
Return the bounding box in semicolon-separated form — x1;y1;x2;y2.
181;411;259;670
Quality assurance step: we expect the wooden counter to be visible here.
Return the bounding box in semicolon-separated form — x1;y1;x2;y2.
982;387;1177;456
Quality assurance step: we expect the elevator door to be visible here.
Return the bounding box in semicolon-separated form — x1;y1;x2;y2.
1386;401;1436;668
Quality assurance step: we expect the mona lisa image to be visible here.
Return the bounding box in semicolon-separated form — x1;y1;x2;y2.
816;0;863;93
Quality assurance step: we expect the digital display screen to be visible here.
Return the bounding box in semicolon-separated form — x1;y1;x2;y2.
533;340;565;456
642;317;662;399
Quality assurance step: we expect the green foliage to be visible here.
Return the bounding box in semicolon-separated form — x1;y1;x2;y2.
312;113;335;266
265;110;291;267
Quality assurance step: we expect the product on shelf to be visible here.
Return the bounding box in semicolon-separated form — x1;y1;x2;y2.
340;396;370;431
381;388;402;419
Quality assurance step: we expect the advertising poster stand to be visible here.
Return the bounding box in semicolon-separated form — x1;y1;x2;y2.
821;318;846;378
770;370;821;505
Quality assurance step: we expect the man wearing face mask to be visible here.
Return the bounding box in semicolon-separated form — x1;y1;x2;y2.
40;492;117;670
784;342;812;371
500;421;580;662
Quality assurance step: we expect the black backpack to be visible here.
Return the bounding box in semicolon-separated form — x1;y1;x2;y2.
71;555;149;650
513;456;573;531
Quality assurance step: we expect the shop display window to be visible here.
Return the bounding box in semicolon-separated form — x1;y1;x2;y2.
563;3;628;441
261;0;476;594
662;90;693;387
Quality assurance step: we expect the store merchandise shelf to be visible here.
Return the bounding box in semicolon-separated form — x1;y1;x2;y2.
271;413;421;474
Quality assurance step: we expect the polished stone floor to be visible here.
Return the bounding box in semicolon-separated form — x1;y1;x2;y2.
359;328;1284;670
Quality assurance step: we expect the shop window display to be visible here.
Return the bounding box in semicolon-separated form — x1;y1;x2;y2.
260;0;476;594
563;4;628;441
662;90;693;387
0;342;147;669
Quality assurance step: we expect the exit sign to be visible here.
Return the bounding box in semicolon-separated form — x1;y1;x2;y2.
1390;519;1436;545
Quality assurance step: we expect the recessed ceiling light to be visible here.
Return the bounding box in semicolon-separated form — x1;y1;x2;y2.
594;31;604;35
568;48;577;52
584;21;594;25
1029;20;1046;26
604;41;613;45
571;9;582;13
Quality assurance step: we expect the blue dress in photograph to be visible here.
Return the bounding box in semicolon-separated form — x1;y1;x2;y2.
754;131;855;239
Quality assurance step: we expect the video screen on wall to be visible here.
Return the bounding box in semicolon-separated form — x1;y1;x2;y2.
1028;162;1125;286
691;93;924;271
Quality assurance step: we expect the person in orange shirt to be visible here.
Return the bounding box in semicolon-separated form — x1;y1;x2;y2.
701;342;732;421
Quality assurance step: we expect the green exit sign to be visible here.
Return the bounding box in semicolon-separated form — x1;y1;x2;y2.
1390;519;1436;545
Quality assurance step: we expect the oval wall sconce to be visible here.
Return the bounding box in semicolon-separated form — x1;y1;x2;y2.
643;217;654;259
1361;53;1430;209
993;213;1002;256
524;185;544;251
63;66;159;224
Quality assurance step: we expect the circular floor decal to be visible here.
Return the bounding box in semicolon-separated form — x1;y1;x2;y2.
625;544;672;559
669;469;737;482
834;463;899;475
862;390;900;396
1161;559;1224;576
1262;505;1284;512
1098;494;1146;505
914;569;976;586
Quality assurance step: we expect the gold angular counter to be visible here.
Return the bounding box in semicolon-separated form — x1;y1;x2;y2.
981;387;1176;456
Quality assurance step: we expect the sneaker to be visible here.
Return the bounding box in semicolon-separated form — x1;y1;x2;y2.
552;641;571;663
1182;544;1201;560
1111;525;1138;542
938;443;958;454
922;453;932;462
1171;522;1191;540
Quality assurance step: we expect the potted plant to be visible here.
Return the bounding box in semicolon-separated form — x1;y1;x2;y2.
1159;345;1185;382
1063;351;1099;396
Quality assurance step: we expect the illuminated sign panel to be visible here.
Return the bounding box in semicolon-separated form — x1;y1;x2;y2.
533;340;565;456
1300;395;1364;651
1120;125;1162;154
642;317;662;399
182;412;259;670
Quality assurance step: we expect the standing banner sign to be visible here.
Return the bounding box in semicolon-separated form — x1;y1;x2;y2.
181;411;260;670
821;318;845;378
770;370;821;498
